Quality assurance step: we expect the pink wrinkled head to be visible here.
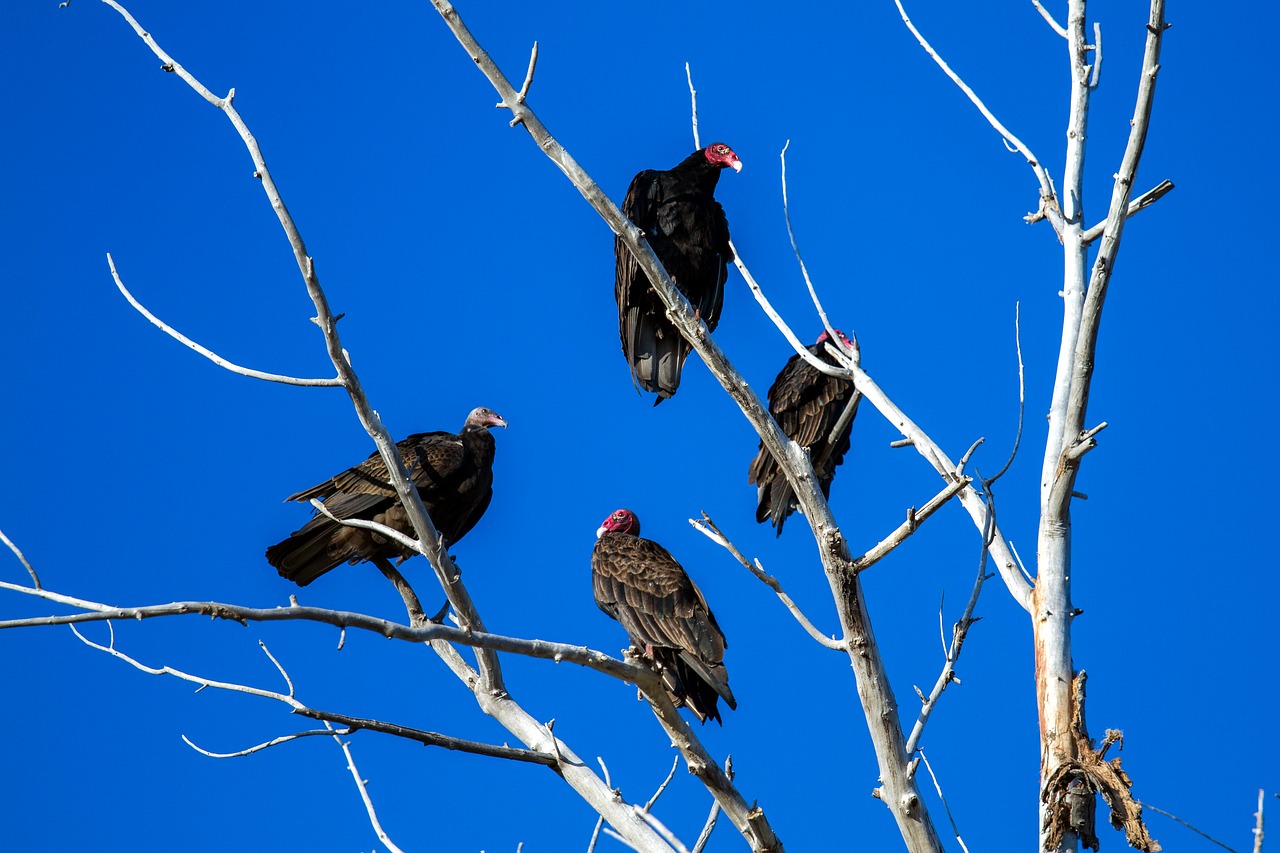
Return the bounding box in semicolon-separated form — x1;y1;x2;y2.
596;508;641;539
703;143;742;173
816;329;853;350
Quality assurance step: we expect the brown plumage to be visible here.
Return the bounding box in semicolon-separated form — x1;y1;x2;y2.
749;331;858;535
615;144;741;403
592;508;736;724
266;407;507;586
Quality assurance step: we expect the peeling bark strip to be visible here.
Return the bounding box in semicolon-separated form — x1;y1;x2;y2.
1042;672;1160;852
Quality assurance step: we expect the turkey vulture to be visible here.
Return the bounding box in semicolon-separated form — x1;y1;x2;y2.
748;331;858;535
592;508;736;724
615;143;741;403
266;407;507;586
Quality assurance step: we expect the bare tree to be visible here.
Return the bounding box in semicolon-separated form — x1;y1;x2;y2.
8;2;1261;853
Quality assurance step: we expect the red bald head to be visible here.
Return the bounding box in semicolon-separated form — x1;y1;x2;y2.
816;329;853;350
702;143;742;173
596;508;641;539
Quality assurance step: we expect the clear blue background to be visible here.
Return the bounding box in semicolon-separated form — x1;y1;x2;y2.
2;2;1275;851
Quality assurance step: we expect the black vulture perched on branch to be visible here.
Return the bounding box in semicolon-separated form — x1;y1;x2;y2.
748;331;859;535
591;508;736;724
615;143;741;403
266;407;507;586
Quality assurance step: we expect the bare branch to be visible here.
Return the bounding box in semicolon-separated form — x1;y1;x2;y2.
497;41;538;126
631;807;692;853
182;728;344;759
1136;801;1238;853
371;557;427;628
986;302;1026;486
893;0;1063;235
691;757;731;853
429;6;963;847
100;0;505;693
327;721;407;853
1090;22;1103;88
259;639;295;698
917;750;971;853
904;484;995;755
3;583;642;684
779;141;836;339
1032;0;1069;37
1255;789;1265;853
1082;180;1174;244
106;254;342;386
68;620;557;766
685;62;700;150
689;514;844;651
849;477;971;573
644;757;681;812
0;527;41;589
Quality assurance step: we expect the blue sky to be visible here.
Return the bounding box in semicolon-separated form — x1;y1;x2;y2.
2;1;1275;851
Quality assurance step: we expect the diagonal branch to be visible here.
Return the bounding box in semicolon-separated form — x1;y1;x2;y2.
0;527;41;589
893;0;1063;235
1081;180;1174;244
903;482;995;755
849;477;971;573
107;254;342;386
99;0;503;691
68;623;556;766
327;721;408;853
690;513;844;651
779;140;837;341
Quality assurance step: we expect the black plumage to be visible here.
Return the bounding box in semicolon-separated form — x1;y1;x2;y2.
615;143;741;403
592;508;736;724
748;331;858;535
266;407;507;586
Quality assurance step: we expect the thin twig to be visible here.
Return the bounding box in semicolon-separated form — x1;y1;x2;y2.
259;640;295;698
904;485;994;755
644;757;682;811
516;42;539;102
1090;22;1103;88
1031;0;1069;37
0;527;41;589
685;62;700;150
849;478;970;573
1081;180;1175;244
328;720;407;853
107;254;342;386
182;728;345;759
894;0;1062;236
689;514;844;650
67;621;557;766
1254;789;1265;853
632;808;692;853
986;302;1026;486
310;501;421;556
1137;800;1239;853
371;557;427;628
779;141;836;339
917;750;971;853
691;756;731;853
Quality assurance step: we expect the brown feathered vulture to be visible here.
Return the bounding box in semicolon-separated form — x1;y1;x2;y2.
592;508;736;724
615;143;741;403
748;331;859;535
266;407;507;586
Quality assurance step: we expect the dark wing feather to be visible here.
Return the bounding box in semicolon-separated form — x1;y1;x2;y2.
614;156;732;402
285;431;456;502
267;428;496;586
592;533;735;722
748;345;857;534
